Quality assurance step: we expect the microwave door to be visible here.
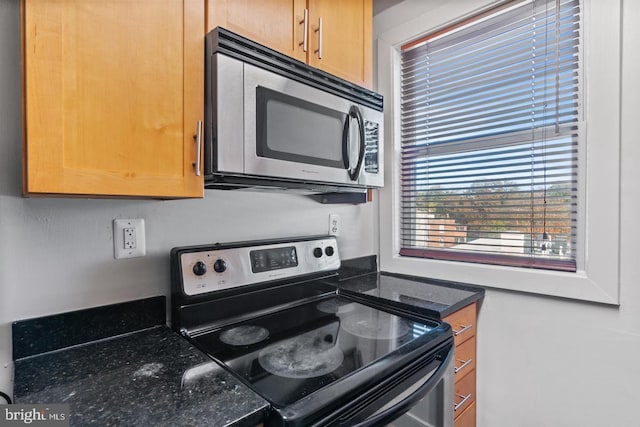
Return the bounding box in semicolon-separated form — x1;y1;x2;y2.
243;63;355;186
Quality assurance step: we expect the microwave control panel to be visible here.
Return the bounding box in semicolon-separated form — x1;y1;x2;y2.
364;121;379;173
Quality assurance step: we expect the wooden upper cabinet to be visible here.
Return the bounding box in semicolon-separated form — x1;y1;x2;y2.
22;0;204;198
307;0;372;88
206;0;372;88
206;0;307;62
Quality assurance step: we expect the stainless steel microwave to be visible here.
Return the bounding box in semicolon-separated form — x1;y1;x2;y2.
204;28;384;193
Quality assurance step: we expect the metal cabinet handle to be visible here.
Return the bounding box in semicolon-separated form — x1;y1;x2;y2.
454;358;473;374
453;324;473;336
194;120;202;176
454;393;472;411
299;9;308;52
314;17;323;59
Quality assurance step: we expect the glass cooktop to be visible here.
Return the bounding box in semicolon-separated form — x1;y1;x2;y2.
191;295;440;406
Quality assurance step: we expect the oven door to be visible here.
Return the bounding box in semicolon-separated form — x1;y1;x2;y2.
242;61;383;187
326;340;454;427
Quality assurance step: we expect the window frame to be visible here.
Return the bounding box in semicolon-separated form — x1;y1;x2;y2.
376;0;621;304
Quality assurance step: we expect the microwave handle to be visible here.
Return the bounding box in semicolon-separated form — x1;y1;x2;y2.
342;114;351;170
347;105;365;181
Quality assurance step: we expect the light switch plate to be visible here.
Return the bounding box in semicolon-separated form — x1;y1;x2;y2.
113;219;146;259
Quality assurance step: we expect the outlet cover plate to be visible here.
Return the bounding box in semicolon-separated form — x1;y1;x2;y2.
113;219;146;259
329;214;341;236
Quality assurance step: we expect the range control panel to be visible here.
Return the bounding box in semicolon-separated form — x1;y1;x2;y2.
178;237;340;296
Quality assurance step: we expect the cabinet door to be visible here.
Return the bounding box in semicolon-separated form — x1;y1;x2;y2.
307;0;372;88
206;0;307;62
23;0;204;198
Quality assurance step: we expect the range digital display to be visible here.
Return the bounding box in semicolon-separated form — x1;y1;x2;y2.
250;246;298;273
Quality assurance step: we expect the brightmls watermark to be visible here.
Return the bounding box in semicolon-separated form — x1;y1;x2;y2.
1;405;69;426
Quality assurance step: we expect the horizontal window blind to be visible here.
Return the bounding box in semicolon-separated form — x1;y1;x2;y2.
399;0;580;271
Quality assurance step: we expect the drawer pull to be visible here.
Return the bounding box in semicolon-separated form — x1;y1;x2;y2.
454;393;472;411
454;358;473;374
452;324;473;336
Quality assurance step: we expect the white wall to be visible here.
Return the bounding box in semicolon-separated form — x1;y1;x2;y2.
374;1;640;426
0;0;378;396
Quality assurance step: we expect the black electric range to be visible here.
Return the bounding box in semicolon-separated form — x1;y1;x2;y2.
171;236;454;427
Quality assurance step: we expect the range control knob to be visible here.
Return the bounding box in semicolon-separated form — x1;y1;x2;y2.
325;246;335;257
213;259;227;273
192;261;207;276
313;247;323;258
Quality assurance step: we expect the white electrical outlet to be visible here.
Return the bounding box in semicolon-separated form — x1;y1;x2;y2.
329;214;341;236
113;219;146;259
123;227;136;249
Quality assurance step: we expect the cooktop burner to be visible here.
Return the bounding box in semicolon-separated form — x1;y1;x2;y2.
258;327;344;379
219;325;269;346
342;310;411;340
316;299;355;314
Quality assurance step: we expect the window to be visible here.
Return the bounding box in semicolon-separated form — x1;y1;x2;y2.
377;0;620;304
399;0;580;272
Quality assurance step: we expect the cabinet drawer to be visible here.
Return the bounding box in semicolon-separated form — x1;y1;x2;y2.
445;302;476;346
453;368;475;416
454;335;476;381
454;401;476;427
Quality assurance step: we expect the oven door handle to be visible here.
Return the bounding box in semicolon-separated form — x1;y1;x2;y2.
344;105;365;181
345;343;454;427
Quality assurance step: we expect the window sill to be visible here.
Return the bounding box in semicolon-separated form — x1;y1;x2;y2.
381;254;618;305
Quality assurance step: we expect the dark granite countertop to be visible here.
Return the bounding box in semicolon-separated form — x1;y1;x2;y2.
11;263;483;426
332;257;485;319
12;297;269;427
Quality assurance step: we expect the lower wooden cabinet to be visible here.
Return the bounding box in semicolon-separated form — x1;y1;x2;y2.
454;401;476;427
444;302;478;427
454;335;476;378
454;368;476;416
